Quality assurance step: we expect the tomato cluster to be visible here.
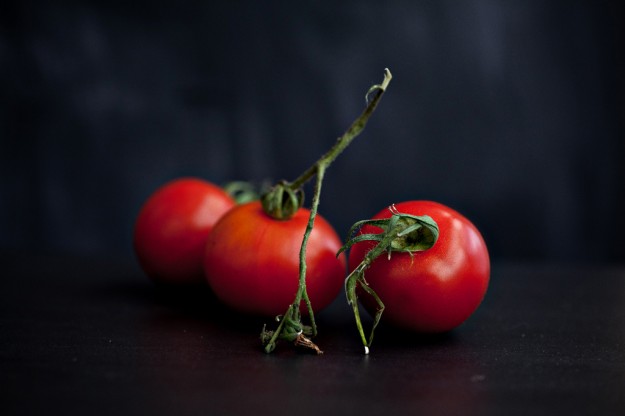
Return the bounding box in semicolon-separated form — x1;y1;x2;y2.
133;178;345;317
132;69;490;353
134;179;489;334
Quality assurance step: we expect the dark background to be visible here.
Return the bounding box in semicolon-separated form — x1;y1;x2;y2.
2;0;624;264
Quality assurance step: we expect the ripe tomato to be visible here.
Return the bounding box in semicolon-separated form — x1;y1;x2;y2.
348;201;490;333
203;201;346;317
133;177;235;285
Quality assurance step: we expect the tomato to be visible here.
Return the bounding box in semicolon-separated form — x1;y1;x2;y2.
203;201;346;317
133;177;235;285
348;201;490;333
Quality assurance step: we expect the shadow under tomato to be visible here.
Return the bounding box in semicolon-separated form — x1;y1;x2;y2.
148;281;269;330
344;310;460;351
375;324;457;347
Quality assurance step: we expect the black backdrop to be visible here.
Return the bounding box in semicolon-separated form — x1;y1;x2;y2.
2;0;624;263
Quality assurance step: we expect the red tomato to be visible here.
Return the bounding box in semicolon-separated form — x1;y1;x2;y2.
203;201;346;317
348;201;490;333
133;178;235;285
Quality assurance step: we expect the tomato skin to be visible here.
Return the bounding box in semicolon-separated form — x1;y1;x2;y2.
133;178;235;285
203;201;346;317
348;201;490;333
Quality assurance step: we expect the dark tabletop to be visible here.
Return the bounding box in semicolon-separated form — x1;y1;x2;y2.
2;251;625;415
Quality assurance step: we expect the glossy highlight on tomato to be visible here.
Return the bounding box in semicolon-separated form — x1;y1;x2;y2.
348;201;490;333
203;201;346;317
133;177;235;285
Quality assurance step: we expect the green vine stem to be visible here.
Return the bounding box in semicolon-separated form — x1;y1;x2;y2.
338;206;440;354
260;68;393;354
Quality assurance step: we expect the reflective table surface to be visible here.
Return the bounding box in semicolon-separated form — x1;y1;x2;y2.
2;252;625;415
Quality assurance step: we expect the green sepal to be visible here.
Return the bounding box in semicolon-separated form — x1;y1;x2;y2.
260;181;304;220
337;233;384;257
338;211;439;257
389;214;438;252
223;181;260;204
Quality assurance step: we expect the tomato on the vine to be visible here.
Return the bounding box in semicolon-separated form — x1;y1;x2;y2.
133;177;235;285
203;201;346;317
348;201;490;333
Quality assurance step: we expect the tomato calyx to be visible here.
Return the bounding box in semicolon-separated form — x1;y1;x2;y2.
223;181;262;204
339;205;439;354
260;181;305;220
338;205;439;259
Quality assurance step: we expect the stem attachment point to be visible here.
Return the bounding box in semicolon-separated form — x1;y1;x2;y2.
260;181;304;220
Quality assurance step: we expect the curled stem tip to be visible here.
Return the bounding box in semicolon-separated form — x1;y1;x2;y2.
382;68;392;89
365;68;393;103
